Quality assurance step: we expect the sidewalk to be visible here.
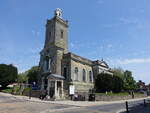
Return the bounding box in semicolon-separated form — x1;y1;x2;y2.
0;92;150;107
130;106;150;113
119;105;150;113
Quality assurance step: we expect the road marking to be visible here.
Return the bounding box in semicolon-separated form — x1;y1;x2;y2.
40;106;81;113
115;109;126;113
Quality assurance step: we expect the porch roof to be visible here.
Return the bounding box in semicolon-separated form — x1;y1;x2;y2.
47;74;65;80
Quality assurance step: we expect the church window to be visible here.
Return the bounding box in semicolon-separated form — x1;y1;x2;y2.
63;67;67;79
49;32;51;39
46;56;49;70
83;69;86;82
61;30;63;38
44;78;48;90
89;71;93;82
74;67;78;81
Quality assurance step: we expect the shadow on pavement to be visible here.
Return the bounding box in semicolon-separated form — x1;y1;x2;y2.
121;103;150;113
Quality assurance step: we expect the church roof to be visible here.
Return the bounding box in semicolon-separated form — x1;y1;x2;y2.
63;52;110;68
92;60;109;68
63;52;93;65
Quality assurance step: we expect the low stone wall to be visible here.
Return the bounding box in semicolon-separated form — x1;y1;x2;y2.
22;90;41;98
95;94;147;101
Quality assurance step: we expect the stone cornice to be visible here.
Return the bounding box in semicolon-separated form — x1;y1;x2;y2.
47;16;68;27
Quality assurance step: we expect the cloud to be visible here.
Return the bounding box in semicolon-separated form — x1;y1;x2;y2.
117;58;150;65
31;30;40;37
70;42;75;48
119;17;139;25
103;17;140;28
103;17;141;28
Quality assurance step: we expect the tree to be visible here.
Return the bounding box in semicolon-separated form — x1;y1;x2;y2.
123;70;137;91
112;75;123;93
27;66;39;84
112;67;124;79
17;72;28;83
112;68;124;92
0;64;18;88
95;73;113;92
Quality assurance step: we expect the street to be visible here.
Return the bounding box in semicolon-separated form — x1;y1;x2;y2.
0;92;149;113
0;93;75;113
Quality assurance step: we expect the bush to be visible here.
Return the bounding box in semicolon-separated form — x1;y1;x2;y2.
12;85;20;95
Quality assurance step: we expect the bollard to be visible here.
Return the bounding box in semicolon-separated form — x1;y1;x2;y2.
29;85;32;99
144;99;146;107
126;101;129;113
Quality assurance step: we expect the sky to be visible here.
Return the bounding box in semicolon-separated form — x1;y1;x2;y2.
0;0;150;84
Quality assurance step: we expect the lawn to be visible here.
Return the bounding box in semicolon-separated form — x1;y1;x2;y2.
1;87;13;93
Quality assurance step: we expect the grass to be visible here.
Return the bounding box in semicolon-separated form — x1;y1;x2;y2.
0;85;31;95
1;87;13;93
0;85;21;95
23;87;30;92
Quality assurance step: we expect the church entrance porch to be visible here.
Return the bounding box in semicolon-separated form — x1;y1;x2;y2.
47;74;65;100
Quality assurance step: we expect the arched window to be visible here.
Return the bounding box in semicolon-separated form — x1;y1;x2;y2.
49;32;51;39
89;71;93;82
83;69;86;82
45;56;49;70
63;67;67;79
61;30;63;38
74;67;78;81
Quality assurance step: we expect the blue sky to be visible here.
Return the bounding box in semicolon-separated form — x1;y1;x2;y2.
0;0;150;84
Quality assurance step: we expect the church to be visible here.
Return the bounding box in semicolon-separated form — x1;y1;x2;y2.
38;8;113;100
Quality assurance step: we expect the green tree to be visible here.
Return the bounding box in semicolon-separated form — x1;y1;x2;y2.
0;64;18;88
123;70;137;91
112;68;124;92
95;73;113;92
112;67;124;79
112;75;124;92
17;72;28;83
27;66;39;84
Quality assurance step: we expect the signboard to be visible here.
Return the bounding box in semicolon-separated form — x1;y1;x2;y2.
69;85;75;95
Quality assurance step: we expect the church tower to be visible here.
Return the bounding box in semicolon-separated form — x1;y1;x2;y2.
39;8;68;76
44;8;68;53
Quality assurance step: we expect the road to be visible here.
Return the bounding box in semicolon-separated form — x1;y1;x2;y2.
0;92;148;113
0;93;75;113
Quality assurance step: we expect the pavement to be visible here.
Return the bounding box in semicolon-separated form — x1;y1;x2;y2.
0;92;150;113
1;92;149;107
119;101;150;113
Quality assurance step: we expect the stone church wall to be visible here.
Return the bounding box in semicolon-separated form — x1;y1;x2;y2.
70;59;94;93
